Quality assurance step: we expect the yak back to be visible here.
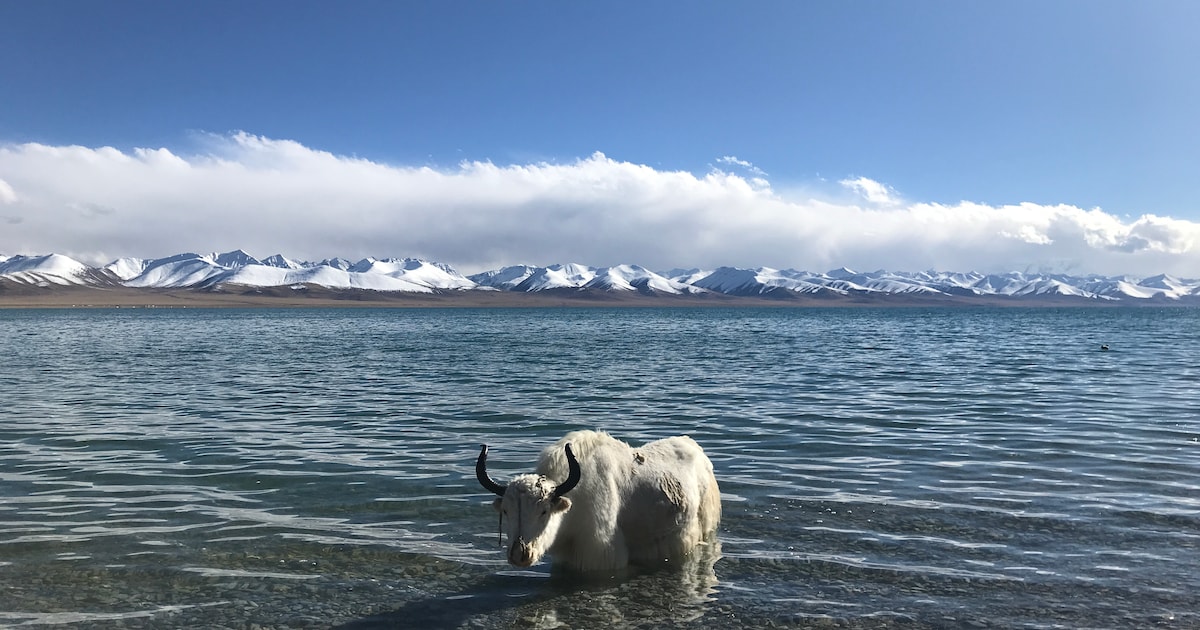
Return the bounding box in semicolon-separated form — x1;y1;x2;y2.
536;430;632;495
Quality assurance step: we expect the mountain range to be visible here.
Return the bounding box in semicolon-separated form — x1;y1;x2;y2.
2;250;1199;304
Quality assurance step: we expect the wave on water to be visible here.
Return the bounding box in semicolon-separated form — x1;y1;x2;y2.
0;307;1198;628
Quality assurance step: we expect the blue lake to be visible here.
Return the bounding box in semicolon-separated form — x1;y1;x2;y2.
0;306;1197;628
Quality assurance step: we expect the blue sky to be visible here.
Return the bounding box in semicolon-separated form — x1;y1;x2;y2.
1;1;1198;275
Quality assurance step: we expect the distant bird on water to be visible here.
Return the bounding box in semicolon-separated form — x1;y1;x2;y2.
1100;344;1110;351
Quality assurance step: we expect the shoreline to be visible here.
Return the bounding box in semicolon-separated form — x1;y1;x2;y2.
0;284;1180;309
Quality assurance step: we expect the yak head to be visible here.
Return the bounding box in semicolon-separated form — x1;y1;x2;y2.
476;443;581;568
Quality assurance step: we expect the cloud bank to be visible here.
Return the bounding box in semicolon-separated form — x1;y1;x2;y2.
1;132;1198;277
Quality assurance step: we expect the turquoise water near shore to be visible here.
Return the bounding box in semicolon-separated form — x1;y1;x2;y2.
1;307;1197;628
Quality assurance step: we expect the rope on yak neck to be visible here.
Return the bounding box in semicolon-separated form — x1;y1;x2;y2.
501;499;530;547
499;500;520;547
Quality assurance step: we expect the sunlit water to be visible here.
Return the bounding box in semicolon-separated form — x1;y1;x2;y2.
1;307;1197;629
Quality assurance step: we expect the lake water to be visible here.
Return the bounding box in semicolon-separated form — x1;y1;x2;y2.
0;306;1197;629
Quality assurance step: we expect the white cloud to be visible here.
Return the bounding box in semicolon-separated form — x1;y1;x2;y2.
840;176;898;205
0;178;16;204
1;133;1199;277
716;155;767;178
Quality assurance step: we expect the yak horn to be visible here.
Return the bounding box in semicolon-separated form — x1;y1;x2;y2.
552;443;582;499
476;444;507;496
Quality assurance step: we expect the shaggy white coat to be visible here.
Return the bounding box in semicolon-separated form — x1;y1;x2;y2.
509;430;721;572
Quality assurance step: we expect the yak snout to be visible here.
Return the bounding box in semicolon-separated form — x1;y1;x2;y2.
508;538;536;567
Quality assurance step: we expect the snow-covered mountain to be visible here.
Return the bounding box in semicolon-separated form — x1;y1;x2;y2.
472;263;597;292
0;253;114;287
585;265;706;295
3;250;1200;303
470;263;704;295
684;267;829;296
97;250;476;293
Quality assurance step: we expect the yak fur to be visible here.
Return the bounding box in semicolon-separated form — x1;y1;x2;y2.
490;430;721;572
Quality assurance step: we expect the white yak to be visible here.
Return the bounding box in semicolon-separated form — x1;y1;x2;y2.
476;430;721;572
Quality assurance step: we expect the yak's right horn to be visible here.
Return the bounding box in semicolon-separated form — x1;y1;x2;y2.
476;444;508;496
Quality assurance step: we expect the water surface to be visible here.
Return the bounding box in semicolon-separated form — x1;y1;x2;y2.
1;307;1197;628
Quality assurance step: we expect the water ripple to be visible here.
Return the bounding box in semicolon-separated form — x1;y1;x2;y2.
0;307;1198;627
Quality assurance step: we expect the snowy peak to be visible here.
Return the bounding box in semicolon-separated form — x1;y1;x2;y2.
825;266;859;280
0;254;93;286
468;265;539;290
585;265;706;295
1140;273;1184;290
1124;273;1195;298
690;267;829;295
469;263;704;294
318;257;353;271
349;257;434;275
104;257;150;281
511;263;596;292
124;252;228;288
213;249;261;268
262;254;306;270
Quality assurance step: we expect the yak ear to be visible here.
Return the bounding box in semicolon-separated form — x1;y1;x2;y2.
492;498;503;512
551;496;572;513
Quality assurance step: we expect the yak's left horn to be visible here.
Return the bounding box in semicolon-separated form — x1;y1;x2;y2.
476;444;507;496
552;443;582;499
